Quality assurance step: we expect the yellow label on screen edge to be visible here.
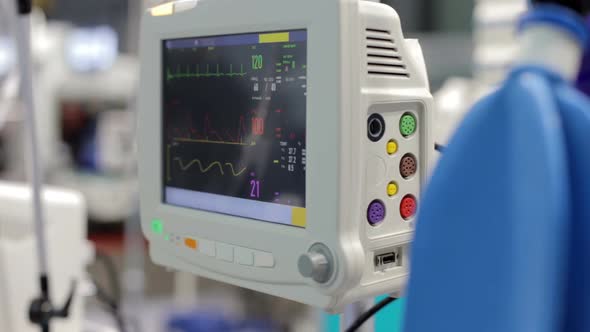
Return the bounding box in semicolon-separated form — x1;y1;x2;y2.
259;32;290;44
291;207;307;227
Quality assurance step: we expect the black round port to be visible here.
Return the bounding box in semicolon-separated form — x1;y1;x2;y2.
368;113;385;142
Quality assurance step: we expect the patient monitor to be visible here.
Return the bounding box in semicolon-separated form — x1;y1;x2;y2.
138;0;433;311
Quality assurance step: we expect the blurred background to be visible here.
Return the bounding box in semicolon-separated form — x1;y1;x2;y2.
0;0;526;331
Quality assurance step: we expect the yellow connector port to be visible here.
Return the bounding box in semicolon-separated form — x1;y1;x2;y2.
387;139;398;155
387;182;398;197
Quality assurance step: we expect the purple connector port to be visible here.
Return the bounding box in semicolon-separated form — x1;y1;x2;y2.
367;200;386;226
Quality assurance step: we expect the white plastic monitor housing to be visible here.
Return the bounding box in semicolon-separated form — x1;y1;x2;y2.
138;0;433;311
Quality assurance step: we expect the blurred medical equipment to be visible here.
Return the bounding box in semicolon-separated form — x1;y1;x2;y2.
0;38;15;80
65;26;118;73
0;182;89;332
434;0;528;151
0;38;15;175
0;0;21;177
138;0;433;312
405;2;590;332
6;2;125;331
46;24;138;223
0;6;139;223
166;311;280;332
50;50;138;223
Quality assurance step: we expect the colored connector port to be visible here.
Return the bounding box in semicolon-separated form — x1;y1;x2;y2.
399;113;417;137
367;200;386;226
400;195;417;220
368;114;386;142
400;154;417;179
387;139;398;155
387;181;398;197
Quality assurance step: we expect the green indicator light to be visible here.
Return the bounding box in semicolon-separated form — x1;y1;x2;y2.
151;219;164;234
165;235;170;241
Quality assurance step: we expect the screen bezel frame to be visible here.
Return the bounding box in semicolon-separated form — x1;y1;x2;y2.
137;0;350;291
160;29;309;227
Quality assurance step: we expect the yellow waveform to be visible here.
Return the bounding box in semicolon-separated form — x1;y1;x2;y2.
173;137;256;146
173;157;247;176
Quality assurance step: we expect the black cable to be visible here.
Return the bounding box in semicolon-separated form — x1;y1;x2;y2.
92;251;128;332
344;296;398;332
95;251;121;303
92;277;126;331
434;143;446;153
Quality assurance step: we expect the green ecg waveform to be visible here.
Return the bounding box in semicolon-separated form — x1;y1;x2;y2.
173;157;247;177
167;64;246;81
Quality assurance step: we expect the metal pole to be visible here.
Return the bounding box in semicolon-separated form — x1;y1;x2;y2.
15;1;54;331
16;6;50;280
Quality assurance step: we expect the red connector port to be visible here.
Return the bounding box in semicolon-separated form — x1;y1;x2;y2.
400;195;417;220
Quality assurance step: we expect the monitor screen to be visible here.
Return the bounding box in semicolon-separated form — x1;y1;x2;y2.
162;30;307;228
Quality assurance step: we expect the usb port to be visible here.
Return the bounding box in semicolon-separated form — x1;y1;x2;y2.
380;253;397;265
374;247;402;271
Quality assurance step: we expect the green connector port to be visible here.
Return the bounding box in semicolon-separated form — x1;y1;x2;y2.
400;113;417;137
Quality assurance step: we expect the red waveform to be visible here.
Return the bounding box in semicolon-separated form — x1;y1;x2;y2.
173;112;251;143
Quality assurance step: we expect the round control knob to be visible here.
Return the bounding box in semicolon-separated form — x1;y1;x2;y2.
298;243;334;284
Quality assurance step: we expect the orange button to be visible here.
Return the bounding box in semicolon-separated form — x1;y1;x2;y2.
184;238;198;249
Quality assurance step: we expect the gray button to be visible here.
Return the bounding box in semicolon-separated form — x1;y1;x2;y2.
216;243;234;262
254;251;275;268
199;239;216;257
235;247;254;266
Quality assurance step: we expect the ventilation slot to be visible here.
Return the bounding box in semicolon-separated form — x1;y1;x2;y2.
365;29;409;78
